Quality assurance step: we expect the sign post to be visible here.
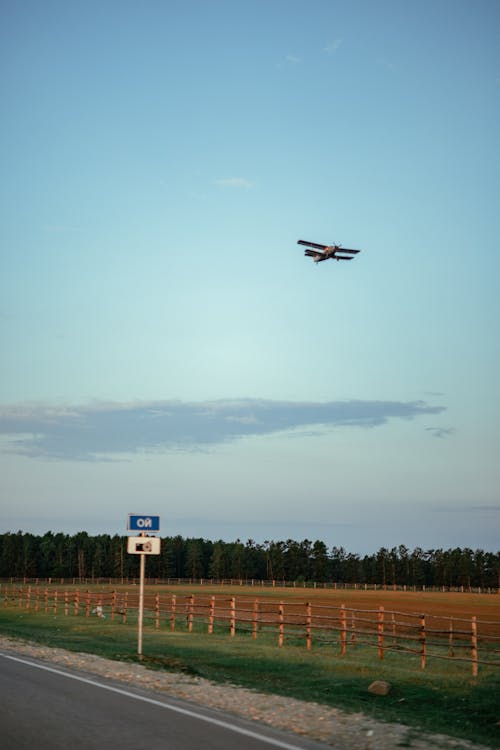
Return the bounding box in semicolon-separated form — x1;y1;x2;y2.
127;515;161;659
138;546;145;658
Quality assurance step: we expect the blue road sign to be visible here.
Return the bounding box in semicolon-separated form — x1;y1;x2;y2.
128;514;160;532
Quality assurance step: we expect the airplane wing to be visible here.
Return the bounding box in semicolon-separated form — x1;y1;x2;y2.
339;248;360;255
298;239;328;250
335;255;354;260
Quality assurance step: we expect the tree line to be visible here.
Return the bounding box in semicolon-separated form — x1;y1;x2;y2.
0;532;498;589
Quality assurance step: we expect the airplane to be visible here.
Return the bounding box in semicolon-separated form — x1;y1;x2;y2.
298;239;361;263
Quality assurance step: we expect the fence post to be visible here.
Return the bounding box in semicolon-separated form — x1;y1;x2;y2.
230;597;236;637
471;616;478;677
53;590;58;615
208;596;215;634
378;606;384;660
449;616;454;657
351;610;356;647
122;592;128;624
170;594;176;631
340;604;347;655
155;593;160;629
252;599;259;640
74;590;79;617
187;594;194;632
44;588;49;613
419;614;426;670
64;591;69;616
85;590;91;617
306;602;312;651
278;601;284;647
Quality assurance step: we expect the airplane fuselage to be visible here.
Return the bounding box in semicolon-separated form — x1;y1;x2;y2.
313;245;341;262
323;246;339;258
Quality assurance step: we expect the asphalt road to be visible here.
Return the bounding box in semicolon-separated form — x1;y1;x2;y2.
0;651;331;750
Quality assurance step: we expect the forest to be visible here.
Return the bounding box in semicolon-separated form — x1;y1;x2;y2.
0;532;498;589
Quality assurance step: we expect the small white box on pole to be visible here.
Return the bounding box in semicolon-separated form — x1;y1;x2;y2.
127;536;161;555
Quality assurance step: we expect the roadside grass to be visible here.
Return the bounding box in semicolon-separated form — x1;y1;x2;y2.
0;609;498;748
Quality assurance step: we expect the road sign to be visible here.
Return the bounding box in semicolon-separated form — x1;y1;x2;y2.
127;514;160;532
126;515;161;661
127;536;161;555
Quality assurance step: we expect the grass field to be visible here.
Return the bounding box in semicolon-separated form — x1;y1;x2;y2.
1;583;499;747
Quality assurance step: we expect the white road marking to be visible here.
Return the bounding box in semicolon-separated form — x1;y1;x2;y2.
0;652;309;750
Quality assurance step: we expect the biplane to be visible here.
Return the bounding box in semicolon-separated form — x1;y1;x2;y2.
298;239;361;263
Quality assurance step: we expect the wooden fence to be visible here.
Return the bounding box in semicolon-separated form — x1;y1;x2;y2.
3;585;500;676
1;576;499;594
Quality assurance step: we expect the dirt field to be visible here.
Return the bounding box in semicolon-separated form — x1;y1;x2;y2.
136;584;500;619
128;585;500;643
207;585;500;615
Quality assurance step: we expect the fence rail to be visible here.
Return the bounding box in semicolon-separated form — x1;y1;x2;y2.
3;585;500;675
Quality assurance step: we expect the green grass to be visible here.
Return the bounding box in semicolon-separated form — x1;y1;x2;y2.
0;608;498;748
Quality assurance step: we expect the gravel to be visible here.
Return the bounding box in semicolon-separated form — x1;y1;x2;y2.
0;636;493;750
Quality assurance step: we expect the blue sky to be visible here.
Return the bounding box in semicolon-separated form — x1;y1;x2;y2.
1;0;499;554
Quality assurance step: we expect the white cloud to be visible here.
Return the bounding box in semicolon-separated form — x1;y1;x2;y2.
276;54;302;69
324;38;343;54
214;177;255;189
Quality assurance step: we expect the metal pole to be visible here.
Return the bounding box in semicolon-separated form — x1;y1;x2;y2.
138;551;145;660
